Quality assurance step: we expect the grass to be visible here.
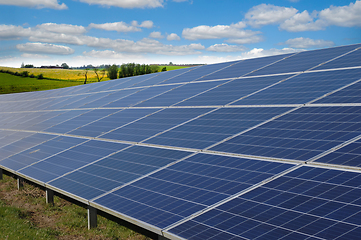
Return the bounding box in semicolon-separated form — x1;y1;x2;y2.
158;65;190;71
0;174;149;240
0;73;83;94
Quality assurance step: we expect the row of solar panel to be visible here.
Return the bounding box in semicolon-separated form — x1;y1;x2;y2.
0;67;360;115
0;44;360;105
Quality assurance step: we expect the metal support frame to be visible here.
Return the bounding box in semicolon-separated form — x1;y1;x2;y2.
46;188;54;205
0;168;2;180
87;206;97;229
17;177;23;190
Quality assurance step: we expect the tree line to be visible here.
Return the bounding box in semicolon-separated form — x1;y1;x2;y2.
106;63;166;80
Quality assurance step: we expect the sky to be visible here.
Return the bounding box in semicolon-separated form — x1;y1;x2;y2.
0;0;360;68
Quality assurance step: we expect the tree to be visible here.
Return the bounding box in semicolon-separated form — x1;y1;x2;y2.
84;68;89;84
94;68;105;82
107;64;118;80
169;62;173;65
150;65;159;73
161;67;167;72
21;62;25;68
61;63;69;69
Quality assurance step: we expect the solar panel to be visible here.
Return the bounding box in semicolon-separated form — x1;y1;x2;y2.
1;44;361;240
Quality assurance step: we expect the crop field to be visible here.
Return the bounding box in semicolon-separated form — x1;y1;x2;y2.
0;73;82;94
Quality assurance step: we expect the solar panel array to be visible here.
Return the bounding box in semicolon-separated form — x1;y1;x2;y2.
1;44;361;239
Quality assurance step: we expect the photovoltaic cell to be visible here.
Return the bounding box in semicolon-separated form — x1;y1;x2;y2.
49;146;192;200
163;61;237;84
169;166;361;240
0;136;87;171
94;153;293;229
312;48;361;70
145;107;291;149
136;81;223;107
232;68;361;105
314;80;361;104
176;74;294;106
211;106;361;161
68;108;159;138
18;140;130;183
246;44;360;76
315;138;361;167
202;54;292;81
101;108;212;143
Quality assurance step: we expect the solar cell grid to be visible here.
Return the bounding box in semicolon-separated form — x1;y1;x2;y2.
49;145;192;200
176;74;294;106
145;107;292;150
246;44;361;76
313;48;361;71
211;106;361;161
232;68;361;105
169;166;361;240
314;79;361;104
94;154;293;229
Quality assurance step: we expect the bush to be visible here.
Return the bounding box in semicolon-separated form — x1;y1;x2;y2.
21;71;29;77
37;74;44;79
107;64;118;80
161;67;167;72
29;74;35;78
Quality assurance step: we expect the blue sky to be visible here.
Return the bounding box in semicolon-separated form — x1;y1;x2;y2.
0;0;360;67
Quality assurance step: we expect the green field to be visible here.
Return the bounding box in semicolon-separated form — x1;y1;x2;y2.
0;73;82;94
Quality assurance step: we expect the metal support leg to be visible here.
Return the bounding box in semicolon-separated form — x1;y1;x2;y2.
88;206;97;229
46;189;54;205
17;177;23;190
0;169;2;180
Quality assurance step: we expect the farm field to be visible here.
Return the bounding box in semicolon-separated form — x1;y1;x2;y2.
0;73;82;94
0;173;149;240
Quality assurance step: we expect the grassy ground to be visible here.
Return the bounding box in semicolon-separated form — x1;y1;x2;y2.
0;73;84;94
0;174;149;240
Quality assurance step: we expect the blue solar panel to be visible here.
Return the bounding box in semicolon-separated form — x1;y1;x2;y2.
176;74;294;106
314;80;361;104
232;68;361;105
18;140;130;183
102;85;175;108
101;108;212;142
0;136;87;171
315;138;361;167
136;81;223;107
79;89;140;108
211;106;361;161
202;54;292;81
94;153;293;229
145;107;292;149
49;146;192;200
169;166;361;240
247;44;360;76
313;48;361;70
68;108;159;137
44;109;118;134
163;61;237;84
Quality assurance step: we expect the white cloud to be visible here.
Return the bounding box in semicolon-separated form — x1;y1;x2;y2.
282;37;334;49
138;20;154;28
245;4;298;27
182;22;261;44
319;0;361;27
0;0;67;9
89;22;141;32
37;23;87;35
279;10;323;32
0;24;32;40
167;33;180;41
16;42;75;55
21;53;50;59
149;31;164;39
78;0;164;8
207;43;246;52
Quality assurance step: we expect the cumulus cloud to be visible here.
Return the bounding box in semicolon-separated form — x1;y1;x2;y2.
239;47;300;59
0;0;67;9
37;23;87;35
149;31;164;39
89;22;141;32
282;37;334;49
137;20;154;28
319;0;361;27
245;4;298;27
0;24;32;40
16;43;75;55
182;22;261;44
167;33;180;41
279;10;323;32
207;43;246;52
78;0;164;8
